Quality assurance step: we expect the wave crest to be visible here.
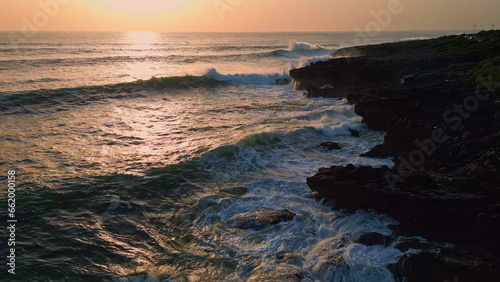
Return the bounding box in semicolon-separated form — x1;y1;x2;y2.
272;41;335;58
288;41;323;51
203;68;291;85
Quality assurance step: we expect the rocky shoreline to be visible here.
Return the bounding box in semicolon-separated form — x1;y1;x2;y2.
290;31;500;281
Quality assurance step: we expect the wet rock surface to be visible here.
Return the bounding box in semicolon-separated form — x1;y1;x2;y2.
356;232;394;247
348;128;360;137
291;31;500;277
389;249;500;282
228;209;296;230
319;142;342;150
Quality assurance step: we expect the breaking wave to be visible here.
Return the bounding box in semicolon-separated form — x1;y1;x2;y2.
203;68;291;85
272;41;336;58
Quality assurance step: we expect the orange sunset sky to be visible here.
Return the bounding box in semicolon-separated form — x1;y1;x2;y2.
0;0;498;32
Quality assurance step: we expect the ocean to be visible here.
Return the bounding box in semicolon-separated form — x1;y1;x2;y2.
0;30;464;281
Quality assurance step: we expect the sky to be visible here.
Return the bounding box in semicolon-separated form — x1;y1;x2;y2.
0;0;498;32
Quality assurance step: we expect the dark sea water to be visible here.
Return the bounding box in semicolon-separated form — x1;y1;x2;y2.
0;31;465;281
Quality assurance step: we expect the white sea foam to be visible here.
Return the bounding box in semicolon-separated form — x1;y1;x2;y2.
288;41;323;51
273;41;335;58
188;98;399;281
203;68;291;85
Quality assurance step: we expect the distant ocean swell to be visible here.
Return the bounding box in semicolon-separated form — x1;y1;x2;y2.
0;69;293;96
0;45;336;66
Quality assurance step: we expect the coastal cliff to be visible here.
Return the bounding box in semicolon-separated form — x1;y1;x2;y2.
290;31;500;280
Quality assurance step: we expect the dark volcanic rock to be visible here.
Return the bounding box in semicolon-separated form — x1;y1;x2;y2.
394;237;431;253
356;232;393;247
319;142;342;150
306;165;500;256
228;209;296;230
292;31;500;269
360;144;404;158
389;250;500;282
306;85;350;98
348;128;360;137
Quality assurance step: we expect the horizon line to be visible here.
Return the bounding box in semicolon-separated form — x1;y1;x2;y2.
0;29;472;33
